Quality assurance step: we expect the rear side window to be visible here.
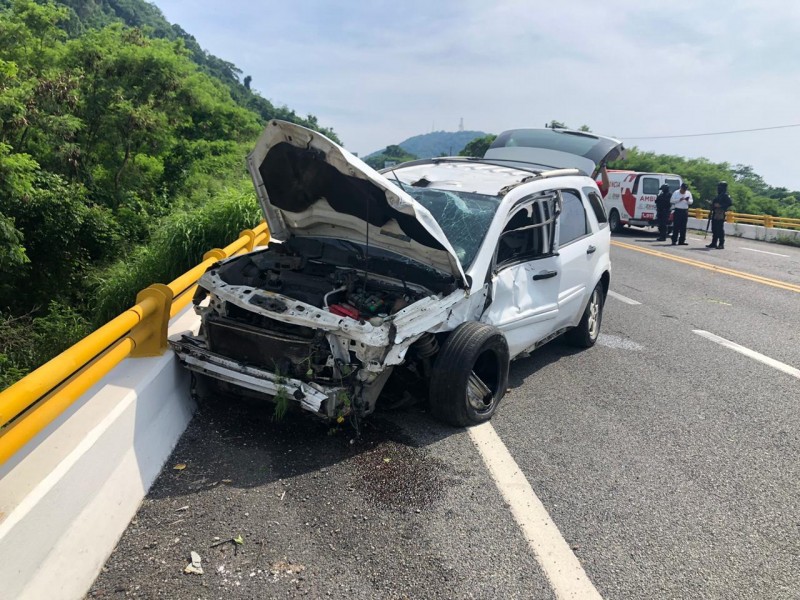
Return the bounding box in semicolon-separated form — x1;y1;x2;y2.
496;194;557;267
665;178;681;192
558;190;589;245
583;187;607;225
642;177;659;195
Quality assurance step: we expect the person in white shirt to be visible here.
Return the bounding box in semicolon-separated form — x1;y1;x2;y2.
670;182;693;245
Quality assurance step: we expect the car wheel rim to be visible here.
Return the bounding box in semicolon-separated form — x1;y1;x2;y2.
587;289;601;340
466;349;501;414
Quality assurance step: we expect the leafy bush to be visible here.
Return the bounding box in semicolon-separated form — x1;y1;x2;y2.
0;301;90;389
90;179;262;324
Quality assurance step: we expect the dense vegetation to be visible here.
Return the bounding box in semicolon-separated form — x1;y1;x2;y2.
0;0;337;387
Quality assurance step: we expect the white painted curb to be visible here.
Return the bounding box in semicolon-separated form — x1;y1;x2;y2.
0;307;201;600
687;217;800;243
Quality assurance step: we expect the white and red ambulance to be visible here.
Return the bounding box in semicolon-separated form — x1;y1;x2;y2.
600;170;683;233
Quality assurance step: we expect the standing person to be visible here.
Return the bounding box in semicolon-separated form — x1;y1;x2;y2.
655;183;672;241
670;182;693;245
706;180;733;249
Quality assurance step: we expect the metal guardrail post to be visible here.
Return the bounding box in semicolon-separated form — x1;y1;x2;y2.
239;229;257;252
764;215;773;228
129;284;174;358
203;248;227;262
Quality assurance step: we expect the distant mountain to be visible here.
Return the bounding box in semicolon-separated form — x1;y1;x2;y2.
367;130;487;161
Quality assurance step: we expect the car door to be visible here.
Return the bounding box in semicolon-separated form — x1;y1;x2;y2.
482;192;562;357
554;189;598;327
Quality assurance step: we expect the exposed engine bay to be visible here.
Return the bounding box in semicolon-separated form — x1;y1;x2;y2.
170;237;483;422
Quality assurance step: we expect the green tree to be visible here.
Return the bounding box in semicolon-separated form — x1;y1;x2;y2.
364;145;418;169
459;134;497;158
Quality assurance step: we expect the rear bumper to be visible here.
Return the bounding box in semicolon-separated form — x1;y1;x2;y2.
170;336;345;418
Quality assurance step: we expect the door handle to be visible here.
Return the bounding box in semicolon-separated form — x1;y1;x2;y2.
533;270;558;281
586;245;597;254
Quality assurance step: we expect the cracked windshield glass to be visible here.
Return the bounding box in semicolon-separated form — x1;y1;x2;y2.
399;184;499;267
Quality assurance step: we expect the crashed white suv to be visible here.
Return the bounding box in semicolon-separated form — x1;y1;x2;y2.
171;122;617;426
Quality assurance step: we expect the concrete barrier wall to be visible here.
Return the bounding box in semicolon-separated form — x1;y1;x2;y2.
687;218;800;244
0;307;201;600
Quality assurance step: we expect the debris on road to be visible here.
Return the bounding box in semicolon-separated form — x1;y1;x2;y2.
183;551;203;575
173;463;187;471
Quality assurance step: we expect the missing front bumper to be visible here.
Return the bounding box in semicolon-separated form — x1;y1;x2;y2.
170;337;346;417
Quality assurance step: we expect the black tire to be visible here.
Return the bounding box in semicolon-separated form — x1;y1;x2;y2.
609;209;624;233
429;322;509;427
565;283;604;348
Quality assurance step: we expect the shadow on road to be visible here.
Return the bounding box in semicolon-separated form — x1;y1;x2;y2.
507;339;584;389
147;379;461;501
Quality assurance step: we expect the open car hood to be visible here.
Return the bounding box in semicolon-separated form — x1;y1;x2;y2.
247;121;468;288
484;128;626;174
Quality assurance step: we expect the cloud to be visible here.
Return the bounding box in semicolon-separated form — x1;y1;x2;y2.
156;0;800;189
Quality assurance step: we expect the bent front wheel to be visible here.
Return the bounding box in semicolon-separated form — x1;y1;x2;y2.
429;322;510;427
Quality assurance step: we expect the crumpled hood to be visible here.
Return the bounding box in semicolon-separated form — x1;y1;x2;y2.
247;121;468;288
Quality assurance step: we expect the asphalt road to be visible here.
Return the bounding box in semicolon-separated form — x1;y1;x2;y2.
88;229;800;599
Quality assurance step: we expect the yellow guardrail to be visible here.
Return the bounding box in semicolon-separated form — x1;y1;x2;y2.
689;208;800;230
0;222;269;466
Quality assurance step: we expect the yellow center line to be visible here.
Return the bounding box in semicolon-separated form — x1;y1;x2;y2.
611;240;800;294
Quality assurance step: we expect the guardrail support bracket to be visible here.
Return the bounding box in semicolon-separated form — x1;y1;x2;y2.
239;229;257;252
203;248;227;262
131;284;174;357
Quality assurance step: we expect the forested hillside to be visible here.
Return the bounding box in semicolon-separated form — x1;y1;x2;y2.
0;0;337;387
366;130;487;165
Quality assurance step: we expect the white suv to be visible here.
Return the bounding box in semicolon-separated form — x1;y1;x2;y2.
171;122;615;427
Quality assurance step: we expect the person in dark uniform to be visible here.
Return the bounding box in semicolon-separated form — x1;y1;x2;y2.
655;183;672;241
706;180;733;249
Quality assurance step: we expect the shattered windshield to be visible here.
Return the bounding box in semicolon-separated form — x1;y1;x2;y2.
398;184;500;267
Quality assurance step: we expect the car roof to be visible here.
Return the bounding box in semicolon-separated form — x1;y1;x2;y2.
381;158;584;197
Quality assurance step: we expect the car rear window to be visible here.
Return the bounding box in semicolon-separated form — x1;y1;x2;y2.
559;190;589;244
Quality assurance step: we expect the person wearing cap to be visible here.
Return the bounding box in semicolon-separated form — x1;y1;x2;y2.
655;183;672;241
670;182;693;245
706;181;733;249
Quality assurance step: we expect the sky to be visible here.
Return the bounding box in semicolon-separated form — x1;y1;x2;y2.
155;0;800;192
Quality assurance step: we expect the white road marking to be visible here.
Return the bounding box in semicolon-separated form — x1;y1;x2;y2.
693;330;800;380
741;247;789;257
469;423;602;600
608;290;641;305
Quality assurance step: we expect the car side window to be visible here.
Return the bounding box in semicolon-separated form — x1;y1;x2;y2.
583;187;607;226
642;177;659;195
558;190;589;245
496;193;557;268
